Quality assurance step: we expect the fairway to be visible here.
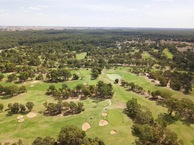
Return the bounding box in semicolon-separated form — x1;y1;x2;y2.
0;68;194;145
163;48;173;59
76;52;87;60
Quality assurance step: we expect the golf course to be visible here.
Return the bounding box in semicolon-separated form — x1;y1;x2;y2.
0;67;194;145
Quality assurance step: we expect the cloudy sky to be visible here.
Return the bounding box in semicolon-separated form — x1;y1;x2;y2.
0;0;194;28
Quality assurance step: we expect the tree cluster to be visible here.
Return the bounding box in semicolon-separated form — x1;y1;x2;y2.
0;84;27;97
148;70;193;94
162;97;194;123
121;80;144;94
91;67;102;80
32;125;104;145
125;98;183;145
43;101;84;116
46;81;114;100
46;69;71;82
7;101;34;114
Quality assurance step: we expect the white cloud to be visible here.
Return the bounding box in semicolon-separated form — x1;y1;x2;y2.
144;4;150;8
152;0;174;2
0;9;10;16
20;5;49;12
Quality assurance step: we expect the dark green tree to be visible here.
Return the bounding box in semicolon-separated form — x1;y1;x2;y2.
26;101;34;111
58;125;86;145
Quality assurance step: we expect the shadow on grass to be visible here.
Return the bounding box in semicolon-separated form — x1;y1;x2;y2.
5;110;30;117
0;95;14;100
181;119;194;126
160;113;178;125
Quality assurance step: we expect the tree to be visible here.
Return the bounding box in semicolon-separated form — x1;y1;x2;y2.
19;72;29;82
163;97;179;116
125;98;141;119
9;102;20;114
132;123;183;145
4;85;19;96
91;67;102;80
0;73;4;81
0;103;4;112
114;78;119;84
158;75;168;86
32;136;55;145
19;104;26;113
58;125;86;145
46;85;57;95
4;63;16;72
0;84;4;94
35;74;44;80
97;81;114;99
72;73;79;80
26;101;34;111
7;73;17;82
19;86;27;94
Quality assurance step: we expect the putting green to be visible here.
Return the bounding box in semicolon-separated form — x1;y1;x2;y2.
106;74;121;81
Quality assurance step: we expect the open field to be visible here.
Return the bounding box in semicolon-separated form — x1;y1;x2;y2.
163;48;173;59
0;68;194;145
76;52;87;60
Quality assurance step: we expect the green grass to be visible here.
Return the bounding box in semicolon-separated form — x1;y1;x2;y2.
163;48;173;59
0;68;194;145
76;52;87;60
141;51;152;59
106;74;121;81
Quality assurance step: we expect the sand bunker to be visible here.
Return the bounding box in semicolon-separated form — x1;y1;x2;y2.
110;130;117;135
99;120;108;126
18;118;24;123
82;122;91;131
17;115;23;120
102;112;108;117
27;112;37;118
30;80;40;84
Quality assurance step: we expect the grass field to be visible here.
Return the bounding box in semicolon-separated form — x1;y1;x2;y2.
76;52;87;60
141;51;152;59
0;67;194;145
163;48;173;59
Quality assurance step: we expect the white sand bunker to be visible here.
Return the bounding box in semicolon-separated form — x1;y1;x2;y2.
110;130;117;135
99;120;109;126
18;118;24;123
17;115;23;120
17;115;24;123
82;122;91;131
102;112;108;117
30;80;40;84
27;112;37;118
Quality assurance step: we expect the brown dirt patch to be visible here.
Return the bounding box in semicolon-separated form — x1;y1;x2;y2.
99;120;108;126
110;130;117;135
102;112;108;117
27;112;37;118
82;122;91;131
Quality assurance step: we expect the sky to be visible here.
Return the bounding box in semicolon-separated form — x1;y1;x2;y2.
0;0;194;28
